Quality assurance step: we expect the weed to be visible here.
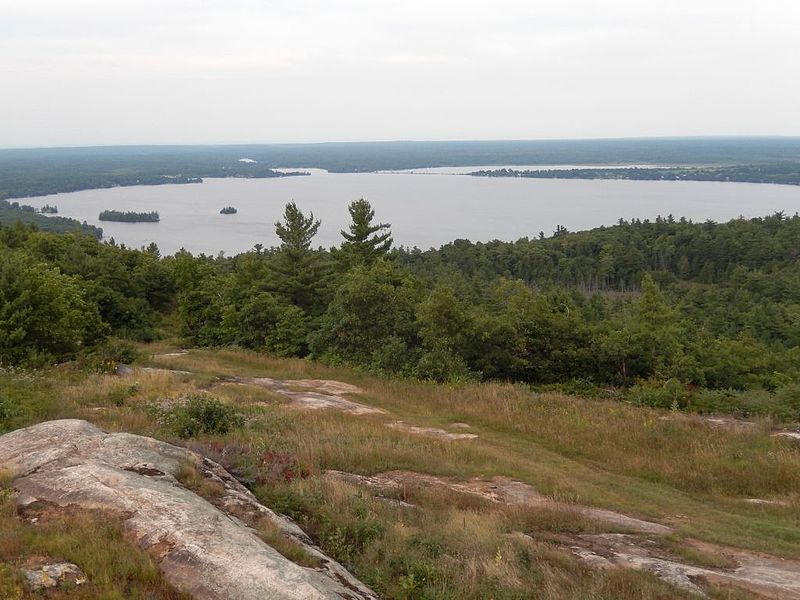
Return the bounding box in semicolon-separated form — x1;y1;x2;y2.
168;394;244;439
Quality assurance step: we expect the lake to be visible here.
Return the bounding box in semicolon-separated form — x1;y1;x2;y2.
23;169;800;255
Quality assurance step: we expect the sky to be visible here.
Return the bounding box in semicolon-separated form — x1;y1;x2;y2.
1;0;799;147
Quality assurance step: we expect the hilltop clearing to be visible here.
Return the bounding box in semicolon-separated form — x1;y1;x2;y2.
2;346;800;598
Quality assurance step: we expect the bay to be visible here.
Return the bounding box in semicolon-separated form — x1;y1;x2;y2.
22;169;800;255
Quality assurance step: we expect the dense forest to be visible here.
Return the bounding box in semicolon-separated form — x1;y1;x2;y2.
470;164;800;186
2;199;800;419
2;138;799;200
99;210;160;222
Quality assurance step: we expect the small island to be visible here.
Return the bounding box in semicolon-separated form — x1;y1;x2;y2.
220;206;238;215
99;210;160;222
39;204;58;214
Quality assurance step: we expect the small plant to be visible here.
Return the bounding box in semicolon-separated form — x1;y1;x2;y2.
0;396;14;431
255;451;311;483
170;394;245;439
0;564;23;600
254;518;321;568
83;338;141;373
175;460;225;499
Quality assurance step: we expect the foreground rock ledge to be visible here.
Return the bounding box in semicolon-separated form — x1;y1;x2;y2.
0;420;377;600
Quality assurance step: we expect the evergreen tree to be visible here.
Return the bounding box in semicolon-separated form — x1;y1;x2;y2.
275;202;320;253
268;202;331;315
334;198;392;269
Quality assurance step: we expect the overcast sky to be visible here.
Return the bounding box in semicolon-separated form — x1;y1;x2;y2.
2;0;799;147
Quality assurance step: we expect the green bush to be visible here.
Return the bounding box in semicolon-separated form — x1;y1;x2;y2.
170;394;245;439
626;378;689;410
415;346;473;383
0;394;17;433
83;337;141;373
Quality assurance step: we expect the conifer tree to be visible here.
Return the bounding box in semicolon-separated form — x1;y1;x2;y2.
334;198;392;268
268;202;331;315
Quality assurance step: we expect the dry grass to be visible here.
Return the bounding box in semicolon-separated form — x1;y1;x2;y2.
3;345;800;598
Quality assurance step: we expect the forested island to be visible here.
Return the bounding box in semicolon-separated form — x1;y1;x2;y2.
99;210;160;222
39;204;58;214
470;163;800;186
220;206;238;214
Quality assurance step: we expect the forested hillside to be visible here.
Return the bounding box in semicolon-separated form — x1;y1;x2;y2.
2;205;800;419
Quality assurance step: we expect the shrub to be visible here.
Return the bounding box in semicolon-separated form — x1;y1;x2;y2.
0;394;18;433
83;337;141;373
255;451;312;483
170;394;245;439
415;345;473;383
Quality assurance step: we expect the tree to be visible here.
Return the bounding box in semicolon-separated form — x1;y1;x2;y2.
309;260;419;367
268;202;331;315
0;251;106;365
275;202;320;253
334;198;392;269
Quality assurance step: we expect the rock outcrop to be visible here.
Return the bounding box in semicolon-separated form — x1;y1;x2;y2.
0;420;377;600
228;377;384;415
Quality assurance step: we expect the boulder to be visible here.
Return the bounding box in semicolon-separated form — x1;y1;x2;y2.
0;420;377;600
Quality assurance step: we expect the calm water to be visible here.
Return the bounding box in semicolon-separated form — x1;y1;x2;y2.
23;169;800;255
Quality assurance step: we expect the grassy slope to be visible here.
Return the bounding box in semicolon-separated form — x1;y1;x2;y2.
2;345;799;598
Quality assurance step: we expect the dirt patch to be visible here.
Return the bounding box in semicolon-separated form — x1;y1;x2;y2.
230;377;385;415
325;470;670;535
773;431;800;441
566;533;800;598
154;351;190;358
386;421;478;440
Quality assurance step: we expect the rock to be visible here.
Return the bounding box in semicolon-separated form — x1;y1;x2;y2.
569;533;800;599
140;367;194;376
0;420;377;600
773;431;800;440
115;363;134;376
326;470;670;535
21;562;86;590
230;376;385;415
386;421;478;440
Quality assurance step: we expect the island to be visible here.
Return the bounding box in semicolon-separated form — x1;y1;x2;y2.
39;204;58;214
220;206;238;215
468;164;800;186
99;210;160;222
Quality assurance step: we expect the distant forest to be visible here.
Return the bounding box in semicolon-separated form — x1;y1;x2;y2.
1;138;799;200
470;164;800;186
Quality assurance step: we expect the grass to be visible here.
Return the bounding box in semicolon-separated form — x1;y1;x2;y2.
2;345;800;598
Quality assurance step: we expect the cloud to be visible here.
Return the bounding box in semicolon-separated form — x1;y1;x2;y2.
1;0;798;145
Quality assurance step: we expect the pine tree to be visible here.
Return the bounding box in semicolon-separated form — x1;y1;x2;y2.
268;202;331;315
334;198;392;269
275;201;320;253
